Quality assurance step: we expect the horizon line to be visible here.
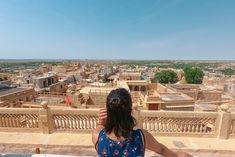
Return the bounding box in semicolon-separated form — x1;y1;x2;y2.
1;58;235;62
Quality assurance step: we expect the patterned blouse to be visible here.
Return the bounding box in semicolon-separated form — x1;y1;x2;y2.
96;129;145;157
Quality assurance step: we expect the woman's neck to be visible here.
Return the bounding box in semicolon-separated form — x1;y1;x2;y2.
106;132;126;141
105;130;131;142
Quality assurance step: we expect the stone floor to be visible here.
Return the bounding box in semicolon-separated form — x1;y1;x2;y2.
0;132;234;156
0;145;234;157
0;152;234;157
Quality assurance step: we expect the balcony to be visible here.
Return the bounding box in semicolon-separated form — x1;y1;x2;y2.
0;105;234;156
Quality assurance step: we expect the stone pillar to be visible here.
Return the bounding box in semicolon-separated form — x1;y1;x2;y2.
217;104;231;139
38;101;54;134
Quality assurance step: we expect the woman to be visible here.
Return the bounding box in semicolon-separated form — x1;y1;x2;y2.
92;88;191;157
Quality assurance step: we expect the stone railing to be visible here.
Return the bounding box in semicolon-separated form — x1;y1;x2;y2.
138;110;219;138
37;92;66;98
0;108;40;132
89;89;111;95
146;96;161;102
51;109;98;133
0;105;234;139
22;102;67;107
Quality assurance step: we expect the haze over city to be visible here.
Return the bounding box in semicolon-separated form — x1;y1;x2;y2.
0;0;235;60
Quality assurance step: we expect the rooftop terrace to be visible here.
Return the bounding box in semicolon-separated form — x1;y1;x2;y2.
0;104;234;156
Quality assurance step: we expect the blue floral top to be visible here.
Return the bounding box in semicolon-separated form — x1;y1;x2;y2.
96;129;145;157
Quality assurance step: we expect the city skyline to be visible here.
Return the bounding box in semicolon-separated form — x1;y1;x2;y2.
0;0;235;60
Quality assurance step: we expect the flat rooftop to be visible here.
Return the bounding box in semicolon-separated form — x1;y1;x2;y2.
121;72;141;76
125;80;148;83
161;94;193;101
177;89;195;92
80;86;113;94
36;75;56;80
195;103;218;110
35;97;65;103
0;88;28;96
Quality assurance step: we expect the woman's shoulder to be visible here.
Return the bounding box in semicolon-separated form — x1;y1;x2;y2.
98;129;105;137
131;129;145;140
92;127;105;145
132;129;145;143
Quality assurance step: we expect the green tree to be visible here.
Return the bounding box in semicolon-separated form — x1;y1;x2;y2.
221;68;235;76
153;70;179;84
184;67;204;84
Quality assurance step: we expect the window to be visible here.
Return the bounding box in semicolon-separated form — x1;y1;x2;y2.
134;86;139;91
43;81;47;87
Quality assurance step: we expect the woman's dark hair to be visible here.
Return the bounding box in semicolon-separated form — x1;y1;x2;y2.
105;88;136;138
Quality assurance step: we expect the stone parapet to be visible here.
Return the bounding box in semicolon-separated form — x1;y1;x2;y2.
0;105;234;139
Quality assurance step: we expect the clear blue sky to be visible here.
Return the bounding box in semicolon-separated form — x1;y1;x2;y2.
0;0;235;60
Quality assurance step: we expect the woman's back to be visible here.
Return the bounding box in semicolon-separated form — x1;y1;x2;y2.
97;129;145;157
92;88;191;157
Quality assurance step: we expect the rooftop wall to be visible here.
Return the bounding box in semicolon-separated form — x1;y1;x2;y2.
0;106;233;139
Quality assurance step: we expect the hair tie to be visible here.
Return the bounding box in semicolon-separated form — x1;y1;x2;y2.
110;96;121;105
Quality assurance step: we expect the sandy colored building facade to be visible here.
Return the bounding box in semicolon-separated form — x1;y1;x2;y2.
169;84;222;102
73;80;195;111
34;75;58;89
0;87;36;107
119;72;142;80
